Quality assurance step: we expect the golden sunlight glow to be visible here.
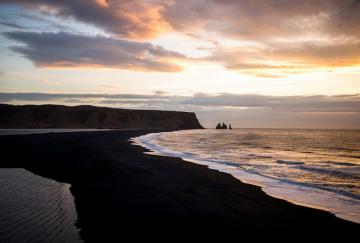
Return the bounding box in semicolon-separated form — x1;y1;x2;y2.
0;0;359;97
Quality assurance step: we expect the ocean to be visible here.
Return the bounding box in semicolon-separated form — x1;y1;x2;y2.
0;169;82;243
133;128;360;224
0;129;97;242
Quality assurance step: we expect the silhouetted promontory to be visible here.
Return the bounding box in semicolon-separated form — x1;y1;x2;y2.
0;104;203;129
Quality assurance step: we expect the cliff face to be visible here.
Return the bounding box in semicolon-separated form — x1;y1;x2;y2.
0;104;203;129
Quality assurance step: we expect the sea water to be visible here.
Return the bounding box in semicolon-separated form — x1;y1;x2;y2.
0;169;82;242
0;129;92;242
132;129;360;224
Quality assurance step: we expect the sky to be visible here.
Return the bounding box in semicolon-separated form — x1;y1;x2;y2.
0;0;359;128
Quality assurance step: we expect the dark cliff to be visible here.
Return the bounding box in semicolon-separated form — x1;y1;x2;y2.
0;104;203;129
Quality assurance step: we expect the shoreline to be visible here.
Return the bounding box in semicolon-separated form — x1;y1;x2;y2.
132;130;360;224
1;129;359;241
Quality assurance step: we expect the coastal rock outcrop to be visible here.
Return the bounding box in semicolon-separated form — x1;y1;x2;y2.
0;104;204;129
216;122;231;129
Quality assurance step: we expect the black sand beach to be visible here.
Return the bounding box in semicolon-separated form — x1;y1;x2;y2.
0;130;359;242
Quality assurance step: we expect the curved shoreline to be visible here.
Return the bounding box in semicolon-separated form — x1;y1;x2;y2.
131;131;360;224
0;129;359;241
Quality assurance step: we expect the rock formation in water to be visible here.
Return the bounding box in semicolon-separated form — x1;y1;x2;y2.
0;104;204;129
216;122;229;129
229;124;232;129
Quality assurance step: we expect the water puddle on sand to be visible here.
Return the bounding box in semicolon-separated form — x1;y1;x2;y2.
0;168;82;243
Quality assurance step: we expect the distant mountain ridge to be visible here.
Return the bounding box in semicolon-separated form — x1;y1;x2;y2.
0;104;203;129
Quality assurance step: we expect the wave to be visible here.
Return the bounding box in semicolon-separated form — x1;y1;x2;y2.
323;160;358;167
329;146;360;152
341;154;360;159
131;131;360;224
276;159;304;165
297;165;360;179
249;154;273;159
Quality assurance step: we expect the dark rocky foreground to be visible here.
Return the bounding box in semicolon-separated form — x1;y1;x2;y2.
0;104;203;129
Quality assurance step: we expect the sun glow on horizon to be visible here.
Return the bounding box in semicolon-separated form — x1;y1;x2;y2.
0;0;359;128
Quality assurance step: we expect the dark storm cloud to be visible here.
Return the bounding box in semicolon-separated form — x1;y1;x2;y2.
4;31;185;71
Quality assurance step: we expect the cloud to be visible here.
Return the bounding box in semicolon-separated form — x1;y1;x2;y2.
153;90;167;96
4;0;359;40
4;31;185;72
0;20;24;29
204;41;360;76
0;93;184;106
182;93;360;112
2;92;360;128
2;1;359;75
0;0;171;40
1;92;360;113
271;42;360;67
164;0;360;76
164;0;360;40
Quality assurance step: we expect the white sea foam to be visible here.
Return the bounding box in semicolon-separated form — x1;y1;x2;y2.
131;129;360;224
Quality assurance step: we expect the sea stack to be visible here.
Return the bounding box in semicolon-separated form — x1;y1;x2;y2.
216;122;229;129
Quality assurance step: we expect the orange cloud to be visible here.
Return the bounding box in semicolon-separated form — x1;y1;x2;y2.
2;0;360;75
204;40;360;77
94;0;109;8
2;0;172;40
111;2;172;40
162;0;360;77
3;0;360;42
